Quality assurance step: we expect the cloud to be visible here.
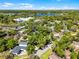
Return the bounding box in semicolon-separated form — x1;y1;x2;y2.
0;2;33;10
0;2;78;10
20;3;32;6
19;3;33;9
1;2;14;7
38;7;47;10
62;6;77;10
38;6;78;10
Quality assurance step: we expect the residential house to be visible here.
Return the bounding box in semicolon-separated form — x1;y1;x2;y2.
12;41;27;55
73;41;79;51
14;17;34;22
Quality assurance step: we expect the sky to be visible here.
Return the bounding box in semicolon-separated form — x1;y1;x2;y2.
0;0;79;10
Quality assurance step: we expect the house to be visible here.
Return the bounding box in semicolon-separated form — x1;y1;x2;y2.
12;41;27;55
34;19;41;22
73;41;79;48
53;33;60;39
19;41;27;47
0;26;17;31
0;25;25;31
55;20;61;24
50;26;54;32
12;46;21;55
73;41;79;51
16;26;25;31
14;17;34;22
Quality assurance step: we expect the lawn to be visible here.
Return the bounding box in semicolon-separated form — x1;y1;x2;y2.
14;55;29;59
14;53;29;59
41;49;52;59
14;56;19;59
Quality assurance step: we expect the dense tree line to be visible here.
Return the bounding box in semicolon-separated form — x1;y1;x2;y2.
0;38;17;52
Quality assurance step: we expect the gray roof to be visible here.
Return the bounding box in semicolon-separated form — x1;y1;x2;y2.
19;41;27;45
12;46;21;54
20;46;26;50
16;26;25;30
12;41;27;55
12;46;26;55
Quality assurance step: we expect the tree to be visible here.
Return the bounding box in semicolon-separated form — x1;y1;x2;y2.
29;54;40;59
7;38;17;49
77;52;79;59
33;55;40;59
0;39;6;52
54;22;63;32
55;47;65;58
6;53;14;59
26;44;35;55
8;30;16;35
70;51;77;59
0;31;6;37
0;45;5;52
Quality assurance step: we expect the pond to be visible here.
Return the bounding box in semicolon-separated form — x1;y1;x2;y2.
35;13;58;16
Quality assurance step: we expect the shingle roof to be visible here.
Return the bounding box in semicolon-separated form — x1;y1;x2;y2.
12;41;27;55
12;46;26;54
19;41;27;46
12;46;21;54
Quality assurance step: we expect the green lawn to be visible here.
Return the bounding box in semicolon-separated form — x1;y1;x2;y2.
14;56;19;59
14;55;29;59
14;53;29;59
41;49;52;59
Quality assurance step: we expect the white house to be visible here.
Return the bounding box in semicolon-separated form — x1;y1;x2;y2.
54;33;60;37
19;41;27;47
14;17;34;22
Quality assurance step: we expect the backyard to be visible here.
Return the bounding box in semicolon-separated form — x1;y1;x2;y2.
41;49;52;59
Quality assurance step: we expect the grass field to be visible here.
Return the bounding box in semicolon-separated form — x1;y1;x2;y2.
41;49;52;59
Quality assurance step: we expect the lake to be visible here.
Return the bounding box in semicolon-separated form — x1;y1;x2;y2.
35;13;58;16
